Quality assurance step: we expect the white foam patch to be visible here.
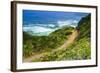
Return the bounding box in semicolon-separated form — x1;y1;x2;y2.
57;20;78;27
23;26;52;33
48;24;56;27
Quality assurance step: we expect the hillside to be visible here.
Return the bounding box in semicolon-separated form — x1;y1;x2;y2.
58;14;91;60
23;26;74;58
30;14;91;62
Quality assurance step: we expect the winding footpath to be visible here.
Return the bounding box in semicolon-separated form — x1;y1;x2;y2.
23;30;79;62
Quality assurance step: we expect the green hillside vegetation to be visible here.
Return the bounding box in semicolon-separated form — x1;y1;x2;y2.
31;14;91;62
23;26;74;57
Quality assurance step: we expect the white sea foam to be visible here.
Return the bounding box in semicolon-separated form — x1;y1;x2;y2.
23;25;58;36
23;26;53;32
23;20;78;36
48;24;55;27
57;20;78;27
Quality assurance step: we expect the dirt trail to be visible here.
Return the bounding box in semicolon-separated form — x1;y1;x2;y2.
23;30;79;62
55;30;79;51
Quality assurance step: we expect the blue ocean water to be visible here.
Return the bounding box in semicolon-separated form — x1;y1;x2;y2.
23;10;89;36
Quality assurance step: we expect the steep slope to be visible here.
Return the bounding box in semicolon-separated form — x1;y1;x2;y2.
57;14;91;60
24;30;78;62
23;26;74;58
77;14;91;38
31;14;91;61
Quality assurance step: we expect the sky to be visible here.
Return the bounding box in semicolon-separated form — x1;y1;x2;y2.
23;10;89;36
